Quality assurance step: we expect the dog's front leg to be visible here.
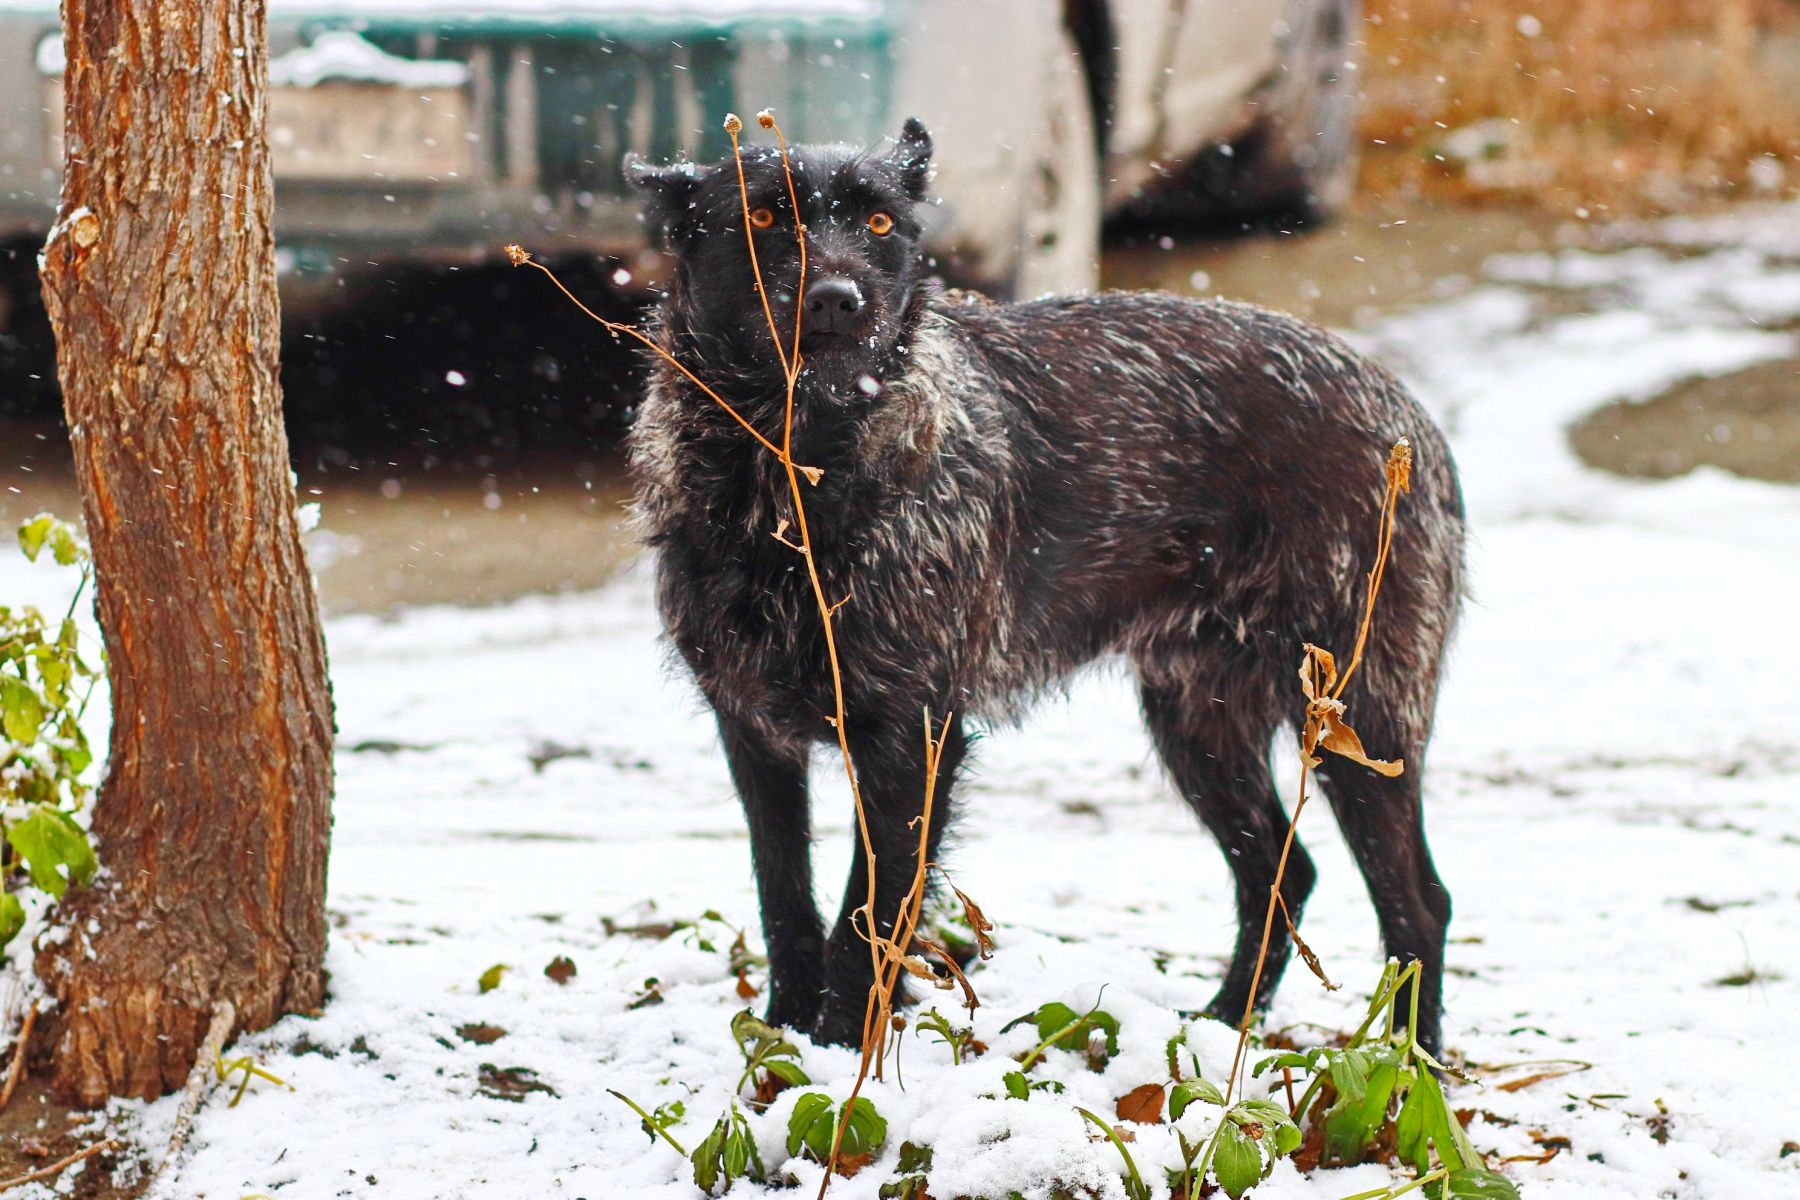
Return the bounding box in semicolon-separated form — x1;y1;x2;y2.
717;712;825;1031
813;716;968;1048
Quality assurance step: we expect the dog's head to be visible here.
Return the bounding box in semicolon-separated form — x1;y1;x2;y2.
628;119;934;394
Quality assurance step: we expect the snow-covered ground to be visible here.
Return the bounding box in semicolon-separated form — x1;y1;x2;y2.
4;202;1799;1199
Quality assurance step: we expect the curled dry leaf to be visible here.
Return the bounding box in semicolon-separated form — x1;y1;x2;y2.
1299;645;1404;778
914;936;980;1014
1276;892;1339;992
946;877;996;960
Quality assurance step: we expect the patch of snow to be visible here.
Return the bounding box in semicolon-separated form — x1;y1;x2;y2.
270;31;470;90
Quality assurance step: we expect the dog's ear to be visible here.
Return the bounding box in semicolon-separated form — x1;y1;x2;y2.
887;117;933;200
625;152;707;249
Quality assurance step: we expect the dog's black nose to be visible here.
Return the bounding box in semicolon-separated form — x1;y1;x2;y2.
802;278;864;337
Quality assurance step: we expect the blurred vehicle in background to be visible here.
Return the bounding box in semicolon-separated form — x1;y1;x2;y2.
0;0;1357;314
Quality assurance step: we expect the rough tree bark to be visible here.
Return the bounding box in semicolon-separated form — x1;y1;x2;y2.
36;0;335;1105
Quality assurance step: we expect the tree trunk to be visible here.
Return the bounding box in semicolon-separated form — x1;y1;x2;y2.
36;0;335;1106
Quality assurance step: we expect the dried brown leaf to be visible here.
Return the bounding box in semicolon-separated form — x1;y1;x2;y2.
952;887;996;960
914;936;981;1014
1115;1083;1165;1125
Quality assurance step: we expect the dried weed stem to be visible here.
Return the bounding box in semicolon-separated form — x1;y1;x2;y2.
1225;439;1414;1103
0;1002;36;1113
0;1139;116;1195
517;110;987;1199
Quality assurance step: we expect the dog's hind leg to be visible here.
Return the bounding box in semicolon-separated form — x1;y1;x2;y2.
1313;697;1451;1056
1138;663;1317;1026
812;715;969;1049
718;712;827;1031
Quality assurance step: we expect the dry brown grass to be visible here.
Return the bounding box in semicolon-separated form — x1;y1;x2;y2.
1359;0;1800;215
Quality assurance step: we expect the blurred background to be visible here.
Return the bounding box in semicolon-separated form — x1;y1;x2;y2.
1;0;1796;612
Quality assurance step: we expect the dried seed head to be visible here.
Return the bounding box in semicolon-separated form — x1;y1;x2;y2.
1387;437;1413;493
756;109;776;129
723;112;743;135
503;243;531;266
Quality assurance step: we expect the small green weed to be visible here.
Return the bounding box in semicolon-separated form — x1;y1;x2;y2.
1257;960;1522;1200
914;1005;981;1065
733;1008;811;1105
1004;994;1120;1071
787;1093;888;1169
692;1102;765;1194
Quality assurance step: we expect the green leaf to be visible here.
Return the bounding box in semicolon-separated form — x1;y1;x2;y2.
477;963;508;993
1395;1070;1433;1175
1323;1060;1400;1164
894;1141;932;1173
1169;1077;1225;1120
18;514;52;562
1211;1121;1264;1199
1445;1168;1522;1200
50;524;81;566
2;676;46;743
0;891;24;948
691;1114;727;1194
764;1058;810;1086
1270;1116;1303;1159
1329;1047;1372;1105
1233;1099;1292;1128
1003;1071;1030;1101
787;1092;834;1158
787;1093;885;1164
839;1096;887;1157
5;804;97;901
1253;1049;1317;1075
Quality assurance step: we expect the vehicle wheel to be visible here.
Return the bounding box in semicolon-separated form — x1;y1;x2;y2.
1005;29;1102;300
1182;0;1361;227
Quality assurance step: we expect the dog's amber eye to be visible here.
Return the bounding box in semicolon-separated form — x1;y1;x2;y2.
749;207;776;230
867;211;894;236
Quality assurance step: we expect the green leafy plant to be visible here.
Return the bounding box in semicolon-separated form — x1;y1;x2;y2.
608;1089;689;1154
787;1092;888;1167
1004;994;1120;1071
691;1102;765;1194
732;1008;811;1103
1256;960;1521;1200
2;514;100;953
999;1070;1064;1100
1162;1065;1302;1200
877;1141;932;1199
915;1005;980;1065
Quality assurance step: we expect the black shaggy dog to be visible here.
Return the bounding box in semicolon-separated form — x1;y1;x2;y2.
628;120;1465;1053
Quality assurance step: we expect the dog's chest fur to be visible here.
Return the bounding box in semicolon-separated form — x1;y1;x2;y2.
631;308;1026;743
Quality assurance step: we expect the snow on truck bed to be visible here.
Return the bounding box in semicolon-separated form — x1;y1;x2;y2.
3;201;1798;1199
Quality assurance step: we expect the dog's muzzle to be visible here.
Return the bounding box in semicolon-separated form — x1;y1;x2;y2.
801;277;864;339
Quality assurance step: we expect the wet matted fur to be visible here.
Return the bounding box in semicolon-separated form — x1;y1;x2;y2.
628;120;1465;1052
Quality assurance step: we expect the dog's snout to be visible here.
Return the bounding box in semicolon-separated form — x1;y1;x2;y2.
802;278;864;337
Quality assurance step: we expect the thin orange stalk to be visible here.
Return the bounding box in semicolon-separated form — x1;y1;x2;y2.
1224;439;1414;1103
725;114;793;381
502;244;811;477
